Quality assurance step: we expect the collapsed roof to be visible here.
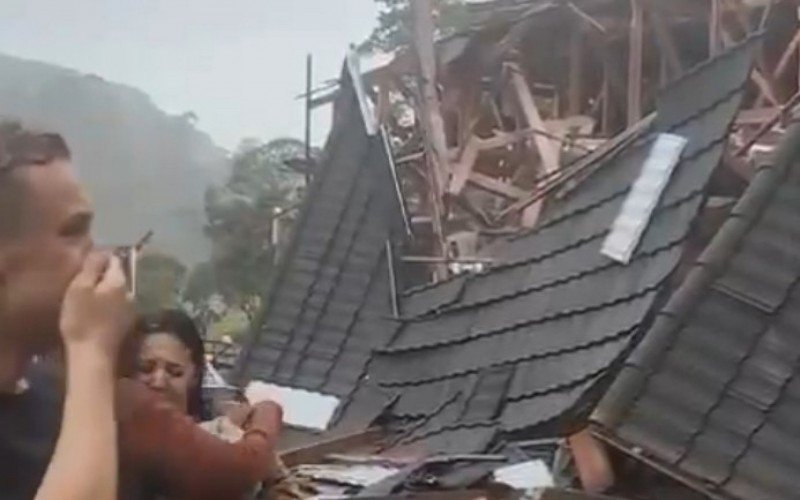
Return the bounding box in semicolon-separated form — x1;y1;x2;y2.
236;33;760;458
231;0;800;496
594;110;800;499
366;35;760;456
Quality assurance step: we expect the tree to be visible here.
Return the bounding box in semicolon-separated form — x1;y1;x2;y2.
136;252;188;314
203;137;307;318
360;0;469;54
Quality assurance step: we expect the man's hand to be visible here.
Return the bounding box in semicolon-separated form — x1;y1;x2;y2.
59;251;134;360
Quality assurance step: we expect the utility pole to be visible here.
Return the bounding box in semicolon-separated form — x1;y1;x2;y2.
304;53;313;184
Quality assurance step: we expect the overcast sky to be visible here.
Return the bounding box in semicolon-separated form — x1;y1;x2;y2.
0;0;380;150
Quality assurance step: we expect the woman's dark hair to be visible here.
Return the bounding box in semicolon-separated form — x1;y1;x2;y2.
133;309;208;421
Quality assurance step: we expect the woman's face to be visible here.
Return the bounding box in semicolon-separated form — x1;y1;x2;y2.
135;332;197;413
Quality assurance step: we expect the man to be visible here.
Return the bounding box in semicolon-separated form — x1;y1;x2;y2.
0;121;133;499
0;121;287;500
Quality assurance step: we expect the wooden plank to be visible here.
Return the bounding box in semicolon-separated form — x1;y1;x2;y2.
567;1;607;34
568;29;584;116
467;172;528;200
568;429;615;493
448;135;481;195
773;28;800;82
411;0;450;280
376;79;392;127
498;113;656;221
411;0;451;182
627;0;644;127
720;26;780;106
735;107;780;125
280;428;383;467
643;0;683;78
507;64;561;175
736;89;800;156
750;69;781;107
601;58;611;135
709;0;721;57
507;63;562;229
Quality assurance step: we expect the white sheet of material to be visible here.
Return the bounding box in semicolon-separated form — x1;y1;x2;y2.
601;133;688;263
493;460;554;490
245;380;340;430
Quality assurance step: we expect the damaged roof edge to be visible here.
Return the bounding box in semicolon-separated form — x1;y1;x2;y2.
232;65;362;386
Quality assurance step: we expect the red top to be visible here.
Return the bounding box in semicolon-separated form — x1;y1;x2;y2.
116;379;282;500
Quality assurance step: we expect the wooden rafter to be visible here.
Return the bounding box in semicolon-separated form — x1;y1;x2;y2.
627;0;644;127
567;1;608;34
447;135;481;195
507;62;563;228
642;0;683;77
507;64;561;175
710;0;722;56
568;29;584;116
411;0;451;280
773;27;800;81
467;172;528;200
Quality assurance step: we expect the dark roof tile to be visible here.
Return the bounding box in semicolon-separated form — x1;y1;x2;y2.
594;97;800;500
366;37;757;454
235;68;403;410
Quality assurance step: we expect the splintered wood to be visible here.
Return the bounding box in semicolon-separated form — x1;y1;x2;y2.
359;0;800;284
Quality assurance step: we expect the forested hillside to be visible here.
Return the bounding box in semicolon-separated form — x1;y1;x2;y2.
0;53;228;264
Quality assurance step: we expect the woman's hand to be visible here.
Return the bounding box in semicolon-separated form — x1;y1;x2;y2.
247;401;283;435
59;251;134;361
225;402;254;428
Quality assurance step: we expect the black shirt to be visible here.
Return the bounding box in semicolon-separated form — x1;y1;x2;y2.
0;365;62;500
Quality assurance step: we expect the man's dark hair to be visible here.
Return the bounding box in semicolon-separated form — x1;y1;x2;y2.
0;121;71;240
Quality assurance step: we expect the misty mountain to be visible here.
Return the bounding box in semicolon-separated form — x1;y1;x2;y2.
0;53;230;264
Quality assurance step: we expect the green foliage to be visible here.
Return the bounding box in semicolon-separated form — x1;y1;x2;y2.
203;137;307;314
360;0;469;54
136;252;188;314
183;260;217;305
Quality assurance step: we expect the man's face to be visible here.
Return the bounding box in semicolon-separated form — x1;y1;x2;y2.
0;160;93;349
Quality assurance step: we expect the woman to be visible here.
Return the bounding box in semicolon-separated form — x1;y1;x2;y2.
130;310;209;421
118;309;306;500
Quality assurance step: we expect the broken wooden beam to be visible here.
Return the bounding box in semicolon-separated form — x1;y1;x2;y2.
569;429;615;494
467;172;528;200
507;63;563;228
507;64;561;175
736;89;800;157
448;135;481;195
280;428;383;467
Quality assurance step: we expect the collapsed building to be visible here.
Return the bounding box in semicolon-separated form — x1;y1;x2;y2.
233;1;800;498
